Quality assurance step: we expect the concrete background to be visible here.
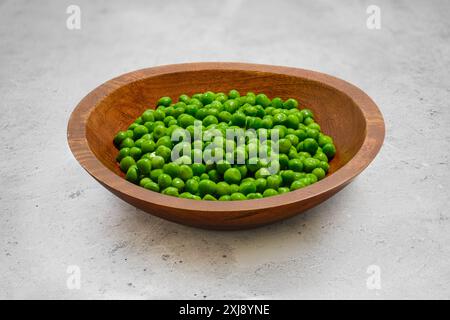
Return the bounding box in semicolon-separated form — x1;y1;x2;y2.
1;0;449;299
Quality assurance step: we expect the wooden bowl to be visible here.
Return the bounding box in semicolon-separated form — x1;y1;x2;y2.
67;63;384;230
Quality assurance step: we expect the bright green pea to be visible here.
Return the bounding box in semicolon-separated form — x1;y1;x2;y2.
224;168;241;184
139;177;152;187
322;143;336;158
179;192;194;199
201;91;216;105
144;181;160;192
126;166;139;183
266;175;282;189
150;169;163;181
319;161;330;173
263;188;278;197
114;131;128;147
228;89;240;99
291;180;308;190
172;177;185;191
208;169;220;183
120;156;136;172
278;138;292;154
303;158;320;173
238;181;256;195
162;186;179;197
157;96;172;107
136;158;152;175
198;179;217;197
163;163;180;178
216;181;231;196
281;170;295;185
116;147;130;162
120;137;135;149
278;187;290;194
230;192;246;201
185;179;199;194
286;114;300;129
283;98;298;109
312;167;326;180
288;158;303;172
306;173;318;184
231;112;246;127
155;145;171;162
300;109;314;119
158;173;172;189
133;125;148;139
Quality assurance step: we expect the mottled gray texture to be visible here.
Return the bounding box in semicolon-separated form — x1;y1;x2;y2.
1;0;449;299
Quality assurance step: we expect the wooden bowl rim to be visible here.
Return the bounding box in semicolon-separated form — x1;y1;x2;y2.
67;62;385;213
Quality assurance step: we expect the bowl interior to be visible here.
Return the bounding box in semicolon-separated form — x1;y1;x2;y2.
86;69;366;178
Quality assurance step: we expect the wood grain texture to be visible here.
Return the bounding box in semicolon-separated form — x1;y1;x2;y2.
67;62;385;230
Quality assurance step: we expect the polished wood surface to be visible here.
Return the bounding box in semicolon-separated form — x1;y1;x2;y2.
67;63;385;230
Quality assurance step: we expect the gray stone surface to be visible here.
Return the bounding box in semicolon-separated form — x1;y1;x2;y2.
1;0;449;299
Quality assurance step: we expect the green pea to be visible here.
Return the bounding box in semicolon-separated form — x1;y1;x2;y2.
306;173;318;184
203;194;217;201
120;137;135;149
312;167;326;180
278;187;290;194
288;158;303;172
230;192;246;201
116;147;130;162
139;177;152;187
303;158;320;173
137;158;152;175
163;163;180;178
319;161;330;173
291;180;308;190
198;179;217;197
126;166;139;183
239;181;256;195
179;192;194;199
158;173;172;189
114;131;128;147
286;115;300;129
120;156;136;173
162;186;179;197
185;179;199;194
150;169;163;181
144;181;160;192
322;143;336;158
278;138;292;154
172;177;185;191
281;170;295;185
216;181;231;196
255;93;270;108
228;89;240;99
201;91;216;105
263;188;278;197
283;98;298;109
230;111;246;127
224;168;241;184
157;96;172;107
266;175;282;189
155;145;171;162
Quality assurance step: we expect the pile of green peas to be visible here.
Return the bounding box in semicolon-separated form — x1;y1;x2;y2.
113;90;336;201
